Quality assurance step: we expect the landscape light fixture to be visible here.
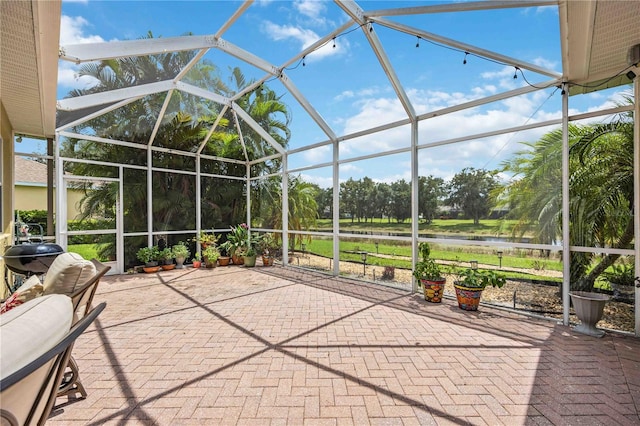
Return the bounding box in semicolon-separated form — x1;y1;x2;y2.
497;251;503;269
470;260;478;270
375;242;379;254
361;251;368;276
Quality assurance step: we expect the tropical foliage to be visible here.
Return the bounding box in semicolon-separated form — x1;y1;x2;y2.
498;99;635;291
58;34;293;267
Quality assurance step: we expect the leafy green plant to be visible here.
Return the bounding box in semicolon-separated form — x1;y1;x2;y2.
197;231;219;247
413;242;444;281
455;268;506;289
136;246;159;264
172;242;190;259
258;233;280;255
602;260;635;287
203;245;220;266
158;248;174;262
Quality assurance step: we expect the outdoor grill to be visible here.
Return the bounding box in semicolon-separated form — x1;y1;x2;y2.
2;243;64;276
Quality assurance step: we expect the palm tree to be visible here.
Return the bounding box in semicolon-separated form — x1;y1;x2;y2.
253;175;318;250
498;102;635;291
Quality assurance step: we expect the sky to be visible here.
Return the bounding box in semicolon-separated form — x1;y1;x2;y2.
22;0;630;189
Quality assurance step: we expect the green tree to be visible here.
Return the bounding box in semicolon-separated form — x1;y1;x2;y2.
313;185;332;219
361;177;377;223
375;182;393;222
254;175;318;250
418;175;445;224
446;168;498;225
389;179;411;223
340;178;359;222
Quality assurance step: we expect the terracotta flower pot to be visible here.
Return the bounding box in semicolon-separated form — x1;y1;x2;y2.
262;255;274;266
143;266;160;273
161;264;176;271
218;256;230;266
232;254;244;265
192;260;202;268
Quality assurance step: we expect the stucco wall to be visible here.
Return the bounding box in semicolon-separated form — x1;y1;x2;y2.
15;185;84;220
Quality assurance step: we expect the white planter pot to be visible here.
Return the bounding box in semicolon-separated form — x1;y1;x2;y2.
569;291;610;337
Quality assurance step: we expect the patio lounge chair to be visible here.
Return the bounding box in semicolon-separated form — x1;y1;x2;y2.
1;253;111;399
0;294;106;425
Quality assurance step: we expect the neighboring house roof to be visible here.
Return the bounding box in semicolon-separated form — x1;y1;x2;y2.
15;157;48;187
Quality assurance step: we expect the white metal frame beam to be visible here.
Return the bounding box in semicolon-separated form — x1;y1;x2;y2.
337;1;416;120
373;17;562;79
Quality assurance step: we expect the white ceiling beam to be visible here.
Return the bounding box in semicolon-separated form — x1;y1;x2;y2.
57;80;174;111
215;38;280;76
366;0;557;17
232;110;250;162
337;1;416;120
373;17;562;79
278;73;337;140
147;90;175;146
418;79;559;121
175;81;231;105
60;35;219;64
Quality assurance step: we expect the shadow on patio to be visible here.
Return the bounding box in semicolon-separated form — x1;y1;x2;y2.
48;266;640;425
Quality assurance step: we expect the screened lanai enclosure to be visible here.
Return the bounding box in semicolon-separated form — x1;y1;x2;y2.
4;1;640;334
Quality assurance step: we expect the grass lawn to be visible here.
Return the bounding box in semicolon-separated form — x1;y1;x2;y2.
301;238;562;283
67;244;102;261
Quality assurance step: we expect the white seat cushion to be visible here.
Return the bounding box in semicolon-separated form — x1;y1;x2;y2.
43;252;96;295
0;294;73;378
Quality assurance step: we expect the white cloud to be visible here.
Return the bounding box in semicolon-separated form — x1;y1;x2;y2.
300;173;333;188
293;0;328;27
58;15;107;91
261;21;346;62
532;57;559;72
59;15;104;45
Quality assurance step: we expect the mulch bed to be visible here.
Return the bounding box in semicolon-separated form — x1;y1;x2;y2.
293;254;635;334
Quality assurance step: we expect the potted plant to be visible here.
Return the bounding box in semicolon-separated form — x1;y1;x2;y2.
243;245;257;267
217;245;231;266
158;247;175;270
453;267;506;311
137;246;160;273
413;242;446;303
221;223;249;265
192;252;202;269
258;233;279;266
172;242;190;269
202;245;220;268
197;231;218;249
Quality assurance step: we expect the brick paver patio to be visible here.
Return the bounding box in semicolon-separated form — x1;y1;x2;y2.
48;265;640;425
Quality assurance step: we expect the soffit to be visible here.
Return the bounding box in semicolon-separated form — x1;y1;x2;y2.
561;0;640;95
0;0;61;139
